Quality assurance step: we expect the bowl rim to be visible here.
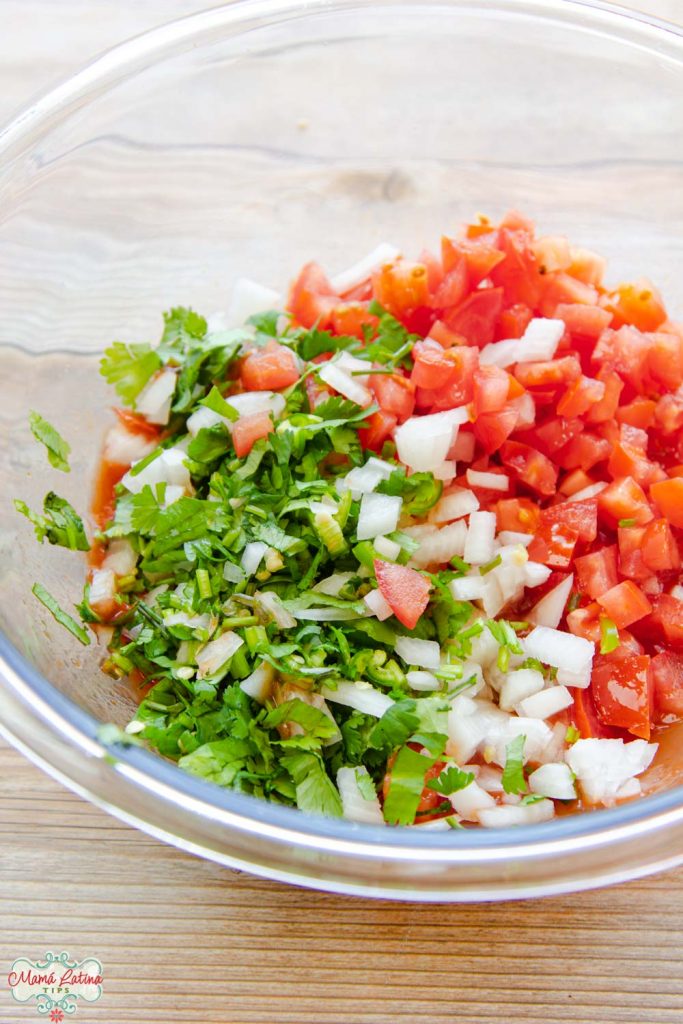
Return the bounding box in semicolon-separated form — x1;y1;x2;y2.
2;0;683;885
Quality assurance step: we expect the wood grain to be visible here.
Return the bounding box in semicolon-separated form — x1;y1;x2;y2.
2;3;683;1023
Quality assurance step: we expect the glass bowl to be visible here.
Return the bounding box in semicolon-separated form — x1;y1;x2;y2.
1;0;683;901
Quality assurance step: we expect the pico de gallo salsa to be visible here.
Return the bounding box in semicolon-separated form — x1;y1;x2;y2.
17;209;683;829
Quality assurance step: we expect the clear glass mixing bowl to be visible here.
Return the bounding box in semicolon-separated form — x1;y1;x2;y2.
2;0;683;901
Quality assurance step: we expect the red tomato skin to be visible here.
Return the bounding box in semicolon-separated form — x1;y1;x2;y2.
646;330;683;392
616;398;657;430
574;546;619;601
418;346;479;411
539;498;598;544
494;497;540;534
427;320;466;349
650;477;683;528
473;365;510;415
573;685;624;740
411;341;458;390
555;303;612;340
241;342;299;391
489;228;543;308
442;236;505;286
443;287;504;348
288;262;338;329
617;525;650;582
330;302;378;339
370;373;415;424
652;653;683;720
372;260;430;320
596;580;653;630
604;279;667;333
534;417;584;455
431;259;469;310
598;476;654;527
556;376;606;418
527;522;579;568
500;441;558;496
497;303;533;340
539;272;599;317
232;412;274;458
584;367;624;424
641;518;681;572
592;325;650;391
567;602;602;643
633;595;683;651
591;651;653;739
473;406;518;455
374;559;432;630
514;356;581;389
358;410;397;452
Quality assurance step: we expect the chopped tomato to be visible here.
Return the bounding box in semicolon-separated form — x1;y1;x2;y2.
616;398;657;430
556;375;606;418
288;262;338;329
592;326;650;391
419;346;479;411
92;458;128;530
635;595;683;651
241;342;299;391
591;651;653;739
443;287;504;347
232;412;274;458
514;356;581;389
431;259;469;309
646;331;683;392
114;407;162;440
604;279;667;333
572;685;623;740
574;546;618;600
500;441;558;496
370;372;415;424
567;602;602;643
652;653;683;720
555;303;612;340
411;341;459;390
539;498;598;544
527;521;579;568
473;407;518;454
567;247;606;287
372;260;430;320
535;417;583;455
597;476;654;527
330;302;378;339
427;320;466;349
472;365;510;415
584;367;624;424
642;518;680;572
650;477;683;528
374;559;432;630
497;303;533;340
358;410;397;452
539;272;598;318
494;497;540;534
617;524;649;582
489;228;543;308
441;236;505;286
596;580;653;629
559;469;594;497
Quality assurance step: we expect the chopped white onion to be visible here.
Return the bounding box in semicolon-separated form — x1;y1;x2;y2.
336;351;372;384
463;511;497;564
227;390;286;420
432;488;480;523
255;590;297;629
394;408;467;472
318;363;372;407
336;766;385;825
478;800;554;828
357;492;402;540
449;780;496;821
523;626;594;675
409;521;467;567
337;459;393;499
186;406;227;437
165;610;211;631
556;664;592;690
528;574;574;629
432;461;457;483
524;561;553;587
330;242;401;294
135;368;177;425
567;481;608;502
466;470;509;492
122;447;191;495
449;576;489;602
476;766;504;793
373;535;401;561
498;530;533;547
528;763;576;801
240;661;275;703
406;670;440;691
196;631;243;678
499;668;545;711
363;589;393;621
89;567;117;615
164;484;185;506
102;539;137;577
479;338;523;369
518;685;574;719
566;738;657;806
313;572;355;597
223;561;246;584
104;423;156;465
519;318;565;360
395;636;441;670
321;681;394;717
241;541;268;576
226;277;281;328
512;391;536;429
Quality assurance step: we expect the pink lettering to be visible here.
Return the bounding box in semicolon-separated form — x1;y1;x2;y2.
59;969;102;986
8;970;56;987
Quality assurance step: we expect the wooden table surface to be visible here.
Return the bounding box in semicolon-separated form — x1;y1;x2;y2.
2;3;683;1023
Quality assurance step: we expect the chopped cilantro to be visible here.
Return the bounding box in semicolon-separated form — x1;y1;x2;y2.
32;583;91;646
29;411;71;472
425;764;474;795
502;734;527;795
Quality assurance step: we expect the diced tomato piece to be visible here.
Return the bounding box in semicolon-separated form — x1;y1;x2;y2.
411;341;458;390
500;441;558;496
527;521;579;568
598;477;654;527
532;235;571;273
472;407;518;454
114;407;163;440
539;272;599;318
372;260;430;319
472;365;510;415
494;497;539;534
655;392;683;435
641;518;681;572
431;259;469;309
241;342;299;391
232;411;274;458
616;398;657;430
617;525;649;582
417;345;479;411
652;653;683;720
442;236;506;286
370;373;415;424
635;595;683;651
608;428;663;488
646;331;683;392
514;356;581;389
574;546;618;601
557;432;611;472
443;287;504;348
554;303;612;340
591;651;653;739
288;262;338;329
463;215;497;240
572;685;623;740
567;601;602;643
358;410;397;452
584;367;624;425
330;302;378;339
534;417;583;455
556;375;606;418
427;320;466;349
305;373;332;411
596;580;653;630
374;559;432;630
604;279;667;333
650;477;683;528
488;228;543;308
92;458;128;530
497;303;533;340
539;498;598;544
592;326;650;391
567;247;606;287
559;469;594;497
419;248;445;292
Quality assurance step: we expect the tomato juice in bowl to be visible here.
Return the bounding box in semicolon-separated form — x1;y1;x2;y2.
2;0;683;898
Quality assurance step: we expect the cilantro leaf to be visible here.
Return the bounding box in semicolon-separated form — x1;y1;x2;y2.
502;734;527;795
261;699;339;742
425;764;474;795
369;699;419;752
247;310;281;337
29;411;71;472
200;385;239;421
32;582;90;646
377;468;442;516
382;734;446;825
15;492;89;551
100;341;161;405
279;751;343;817
160;306;207;349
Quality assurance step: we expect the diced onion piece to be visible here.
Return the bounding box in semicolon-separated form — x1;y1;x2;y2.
240;661;275;703
364;588;393;621
498;530;533;547
164;484;185;506
524;561;553;587
478;800;555;828
255;590;297;629
432;488;480;523
241;541;268;576
449;575;489;602
513;391;536;429
331;242;401;294
164;611;211;630
409;521;467;567
102;539;137;577
670;584;683;601
466;470;509;492
463;511;496;565
556;664;591;690
528;763;576;801
432;461;457;483
373;535;401;561
336;351;372;385
122;447;191;495
336;766;385;825
313;572;355;597
223;561;245;584
476;766;504;793
226;277;280;327
337;463;388;498
499;668;545;712
523;626;594;675
395;636;441;670
406;670;440;691
469;628;500;668
321;681;394;717
89;567;117;617
319;363;372;407
357;492;402;540
104;423;156;465
519;318;565;361
566;738;657;806
186;406;227;437
479;575;506;618
196;630;243;678
449;780;496;822
617;778;642;799
394;408;467;472
567;481;608;502
227;390;286;420
479;338;523;369
135;368;177;425
518;685;574;719
528;574;574;629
